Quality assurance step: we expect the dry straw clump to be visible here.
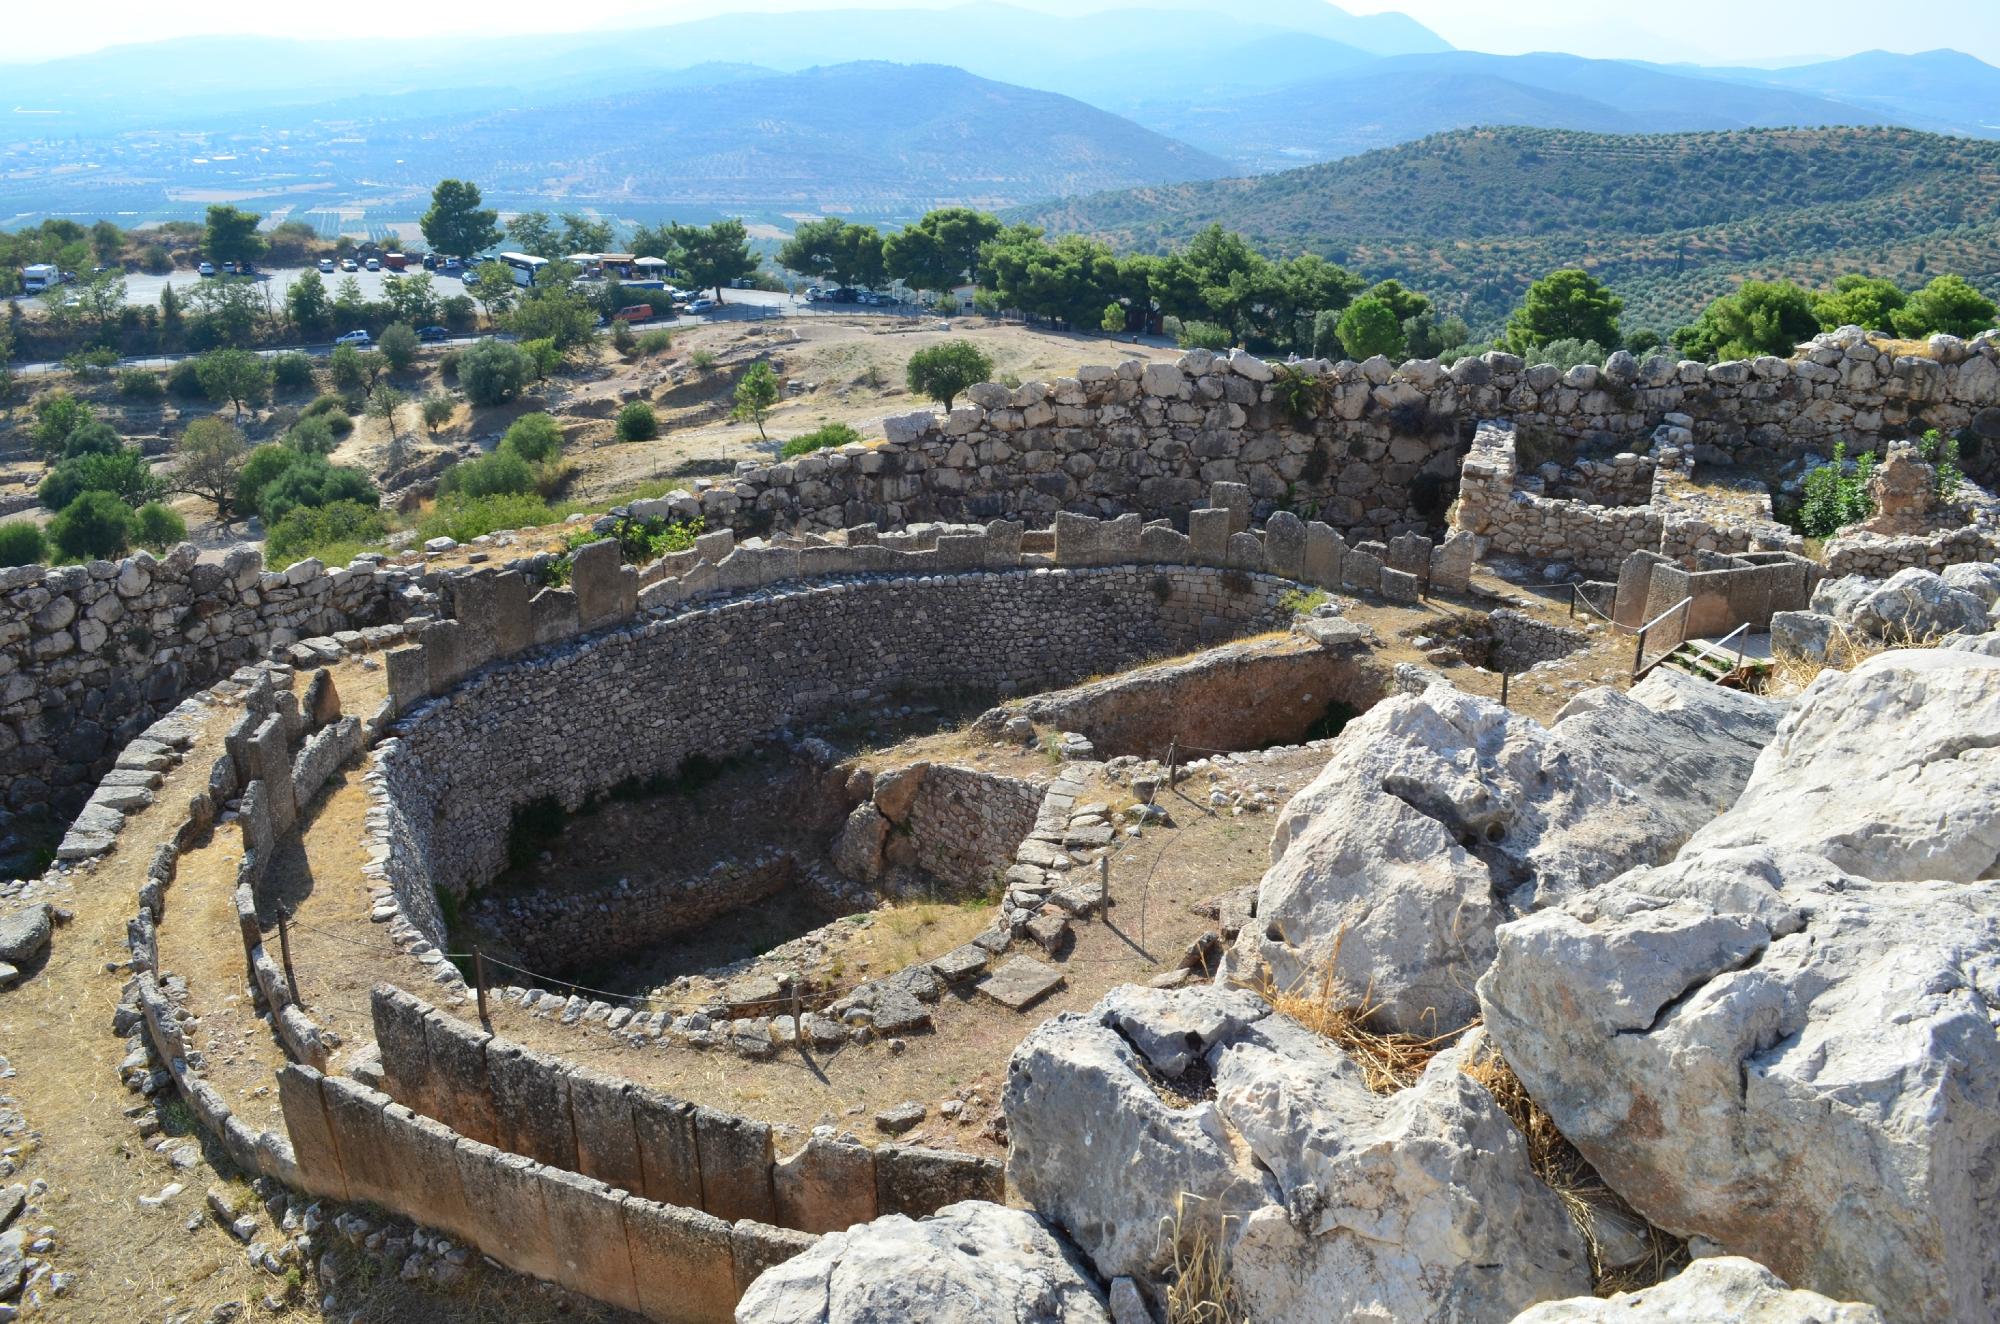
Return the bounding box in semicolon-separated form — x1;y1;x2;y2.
1158;1194;1247;1324
1765;619;1949;697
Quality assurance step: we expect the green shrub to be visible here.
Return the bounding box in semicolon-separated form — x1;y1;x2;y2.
259;459;376;524
117;369;165;401
1795;442;1877;538
906;340;994;409
30;392;92;457
48;490;132;561
1919;429;1963;503
38;447;164;512
1176;320;1233;352
417;492;554;544
438;448;534;500
437;348;462;380
271;352;316;392
378;323;420;371
166;359;204;399
502;413;563;463
131;502;187;551
690;349;717;372
266;499;387;563
458;338;534;406
285;415;339;456
616;401;658;442
637;328;673;356
611;318;636;355
779;421;862;459
0;522;47;567
302;393;347;418
60;421;124;460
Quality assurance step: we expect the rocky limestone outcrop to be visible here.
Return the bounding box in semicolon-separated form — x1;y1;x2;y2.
1811;566;1988;642
1480;649;2000;1323
733;1200;1110;1324
1224;684;1686;1033
1687;649;2000;881
1004;985;1591;1322
1509;1257;1885;1324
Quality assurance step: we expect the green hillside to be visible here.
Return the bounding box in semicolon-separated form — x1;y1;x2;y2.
1016;125;2000;338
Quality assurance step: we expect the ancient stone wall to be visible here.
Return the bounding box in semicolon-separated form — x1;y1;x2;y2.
0;544;417;845
658;330;2000;546
900;765;1046;894
1002;637;1390;761
378;563;1296;925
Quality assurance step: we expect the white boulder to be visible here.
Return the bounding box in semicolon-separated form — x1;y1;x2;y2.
1687;649;2000;881
1005;986;1592;1323
1810;567;1987;641
734;1200;1110;1324
1509;1256;1884;1323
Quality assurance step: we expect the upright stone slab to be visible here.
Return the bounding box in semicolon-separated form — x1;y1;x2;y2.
1226;532;1266;572
1209;482;1253;535
423;1009;498;1145
934;531;990;571
774;1135;877;1234
485;1042;577;1172
1431;531;1476;594
539;1167;641;1311
1053;513;1103;567
371;985;437;1116
571;540;628;630
622;1196;738;1324
1101;514;1143;565
1380;566;1420;603
1138;524;1192;564
453;1139;558;1283
875;1144;1005;1217
694;529;735;563
420;619;466;696
568;1066;645;1196
277;1065;348;1202
302;668;341;732
631;1085;703;1208
694;1106;776;1225
731;1221;818;1298
1188;509;1232;564
1263;512;1307;579
1304;523;1347;590
983;520;1024;564
1343;547;1384;594
529;587;580;645
1386;532;1434;578
385;645;429;714
489;569;534;657
250;714;297;834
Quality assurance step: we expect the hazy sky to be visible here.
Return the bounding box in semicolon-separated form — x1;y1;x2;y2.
17;0;2000;64
1341;0;2000;64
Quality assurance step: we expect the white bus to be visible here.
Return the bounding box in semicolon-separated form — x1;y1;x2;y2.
496;252;549;287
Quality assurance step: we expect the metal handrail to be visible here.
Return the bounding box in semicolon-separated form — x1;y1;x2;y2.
1632;596;1695;678
1568;581;1619;625
1684;622;1753;676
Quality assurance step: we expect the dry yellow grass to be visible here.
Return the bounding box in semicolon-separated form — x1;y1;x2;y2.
1159;1194;1247;1324
1766;619;1950;697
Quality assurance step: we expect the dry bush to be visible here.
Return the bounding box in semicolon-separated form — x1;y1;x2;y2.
1159;1194;1247;1324
1250;927;1457;1093
1460;1046;1688;1295
1766;619;1950;696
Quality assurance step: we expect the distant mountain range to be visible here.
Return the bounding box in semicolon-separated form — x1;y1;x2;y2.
2;2;1998;228
1015;125;2000;336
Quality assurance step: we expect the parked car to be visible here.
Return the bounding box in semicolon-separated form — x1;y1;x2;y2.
318;258;336;273
197;261;216;277
340;257;358;272
335;329;372;347
687;298;718;314
364;257;381;272
416;325;450;343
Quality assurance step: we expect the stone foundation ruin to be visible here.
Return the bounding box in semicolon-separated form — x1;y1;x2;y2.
8;325;2000;1324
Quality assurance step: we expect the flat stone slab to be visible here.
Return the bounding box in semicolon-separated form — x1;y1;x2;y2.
977;957;1067;1012
871;988;933;1034
1025;912;1072;955
1300;617;1368;647
930;945;991;985
875;1101;926;1135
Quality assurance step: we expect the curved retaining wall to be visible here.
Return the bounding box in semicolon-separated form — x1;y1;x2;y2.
376;562;1297;937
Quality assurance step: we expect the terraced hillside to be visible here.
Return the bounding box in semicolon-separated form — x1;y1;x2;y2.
1019;125;2000;336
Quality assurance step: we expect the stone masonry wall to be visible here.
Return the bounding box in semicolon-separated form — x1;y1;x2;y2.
378;563;1296;922
0;544;417;845
657;330;2000;545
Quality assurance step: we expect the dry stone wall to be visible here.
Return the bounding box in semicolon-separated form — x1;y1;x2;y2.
664;331;2000;548
0;543;418;847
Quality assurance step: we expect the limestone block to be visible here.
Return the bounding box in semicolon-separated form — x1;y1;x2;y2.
422;1009;497;1145
1303;523;1346;589
775;1135;878;1234
1054;513;1103;567
453;1139;559;1283
1380;567;1419;603
530;587;580;645
1341;547;1383;594
370;984;436;1115
420;618;466;696
695;1105;776;1225
875;1144;1005;1218
694;529;736;563
631;1085;704;1209
1187;509;1231;564
485;1042;578;1172
1262;511;1307;579
571;540;630;630
568;1065;645;1196
1209;482;1252;534
540;1167;642;1310
276;1065;348;1202
1226;532;1265;572
623;1195;738;1324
